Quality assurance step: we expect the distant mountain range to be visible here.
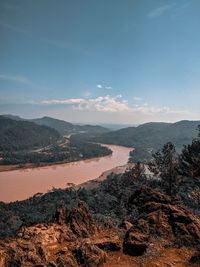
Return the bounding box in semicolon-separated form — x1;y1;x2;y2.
2;114;200;155
92;120;200;152
3;114;110;135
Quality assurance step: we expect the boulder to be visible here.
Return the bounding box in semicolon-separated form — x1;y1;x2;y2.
123;186;200;256
73;241;106;267
53;200;97;238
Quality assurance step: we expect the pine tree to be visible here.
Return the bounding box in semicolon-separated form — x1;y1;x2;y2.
149;142;178;196
179;126;200;182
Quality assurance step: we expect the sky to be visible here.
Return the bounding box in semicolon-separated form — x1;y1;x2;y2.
0;0;200;124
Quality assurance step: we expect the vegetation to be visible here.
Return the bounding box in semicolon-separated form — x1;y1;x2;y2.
149;142;178;196
0;116;60;151
0;141;112;166
0;116;200;244
1;128;200;238
129;146;152;164
0;116;112;166
4;115;110;135
89;120;200;163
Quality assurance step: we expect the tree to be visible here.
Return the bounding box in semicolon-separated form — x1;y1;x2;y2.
149;142;178;196
124;162;146;185
179;132;200;182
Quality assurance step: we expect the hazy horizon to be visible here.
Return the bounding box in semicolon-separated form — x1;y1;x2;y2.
2;113;200;128
1;0;200;124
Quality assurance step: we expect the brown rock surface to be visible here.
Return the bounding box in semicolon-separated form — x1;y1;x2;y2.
124;186;200;257
0;200;105;266
94;237;122;251
1;189;200;266
73;240;106;266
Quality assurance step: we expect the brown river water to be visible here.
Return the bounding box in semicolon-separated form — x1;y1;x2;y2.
0;145;132;203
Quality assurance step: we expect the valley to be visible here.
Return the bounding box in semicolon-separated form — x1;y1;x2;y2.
0;115;112;168
0;114;200;266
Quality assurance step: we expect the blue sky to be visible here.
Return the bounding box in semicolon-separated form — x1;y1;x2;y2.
0;0;200;124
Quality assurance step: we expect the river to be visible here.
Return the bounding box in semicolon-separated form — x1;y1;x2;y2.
0;145;132;203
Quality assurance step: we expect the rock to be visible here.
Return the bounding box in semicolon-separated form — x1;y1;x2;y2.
94;237;121;251
189;251;200;265
119;220;133;231
123;230;148;256
56;256;78;267
53;200;97;238
123;186;200;256
47;262;57;267
0;200;108;267
73;241;106;267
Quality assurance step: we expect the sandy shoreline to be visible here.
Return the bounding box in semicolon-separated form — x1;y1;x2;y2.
75;163;135;190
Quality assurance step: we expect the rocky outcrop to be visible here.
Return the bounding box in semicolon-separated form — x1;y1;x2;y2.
0;200;106;267
123;186;200;256
1;188;200;266
52;200;98;238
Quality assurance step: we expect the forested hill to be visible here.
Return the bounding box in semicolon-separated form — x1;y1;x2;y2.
3;115;110;135
0;116;60;151
93;120;200;151
32;117;110;135
32;116;75;135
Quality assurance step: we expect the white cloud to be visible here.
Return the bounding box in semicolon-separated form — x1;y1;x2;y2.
76;95;129;112
133;97;142;101
38;96;189;119
105;86;112;89
131;105;189;116
116;94;122;98
148;4;173;18
97;84;102;88
41;99;85;105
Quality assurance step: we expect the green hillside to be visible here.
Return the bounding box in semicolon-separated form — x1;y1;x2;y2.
0;116;60;151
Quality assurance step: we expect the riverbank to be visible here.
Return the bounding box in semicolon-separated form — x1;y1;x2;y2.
0;145;132;202
0;143;113;173
0;154;112;173
75;163;135;190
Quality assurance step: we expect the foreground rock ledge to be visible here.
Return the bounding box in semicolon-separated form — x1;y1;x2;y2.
123;186;200;257
0;187;200;266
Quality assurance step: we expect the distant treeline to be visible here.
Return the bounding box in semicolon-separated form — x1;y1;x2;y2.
0;141;112;165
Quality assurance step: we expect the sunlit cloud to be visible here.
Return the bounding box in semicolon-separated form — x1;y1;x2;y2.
37;96;190;118
41;99;85;105
133;97;142;101
97;84;103;88
148;4;173;18
76;95;128;112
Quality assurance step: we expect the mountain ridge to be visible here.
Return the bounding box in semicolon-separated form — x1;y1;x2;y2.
2;114;110;135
